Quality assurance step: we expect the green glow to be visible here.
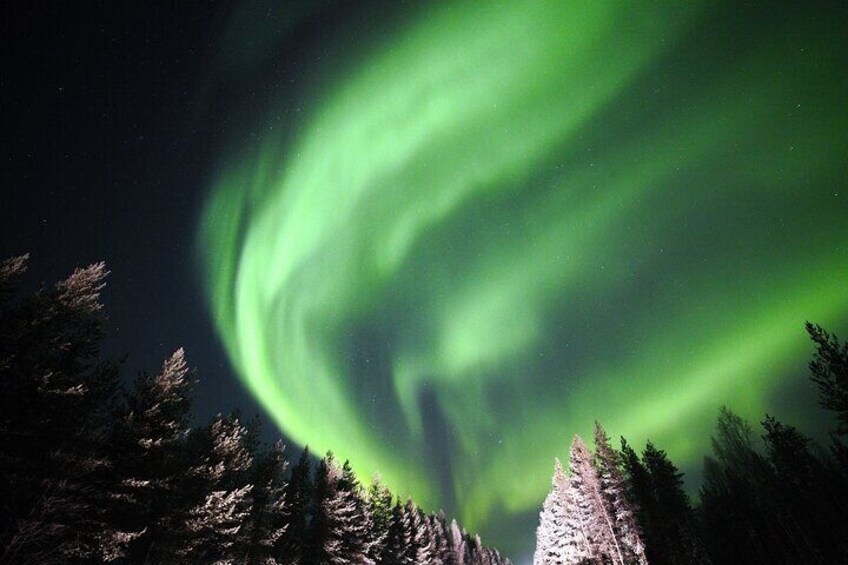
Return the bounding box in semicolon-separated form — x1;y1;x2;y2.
200;0;848;554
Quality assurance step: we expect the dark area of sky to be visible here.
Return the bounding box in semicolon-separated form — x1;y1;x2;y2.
2;2;255;426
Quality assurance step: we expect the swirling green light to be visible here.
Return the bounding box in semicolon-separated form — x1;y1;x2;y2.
199;0;848;554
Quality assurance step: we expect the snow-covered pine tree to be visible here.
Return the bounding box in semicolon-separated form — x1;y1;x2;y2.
593;423;648;564
534;458;569;565
491;548;512;565
534;457;597;565
312;453;375;565
470;534;487;565
450;519;471;565
378;497;400;564
467;530;509;565
280;447;312;563
415;507;439;563
567;435;618;565
0;259;119;564
620;438;659;560
179;413;255;563
338;460;376;564
380;497;407;564
401;497;422;564
366;475;393;563
562;476;598;564
102;348;194;562
431;511;455;565
245;439;289;564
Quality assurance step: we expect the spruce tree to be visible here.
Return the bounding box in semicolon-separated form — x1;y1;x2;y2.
103;348;194;562
449;519;470;565
401;497;422;564
701;408;806;564
642;442;708;565
0;258;119;563
281;447;313;563
382;498;407;564
593;423;647;564
761;416;836;563
806;322;848;466
470;533;489;565
431;512;455;565
245;439;289;564
179;413;255;563
619;438;657;562
311;453;375;564
568;435;623;565
534;459;570;565
366;475;393;563
536;434;652;564
415;508;438;564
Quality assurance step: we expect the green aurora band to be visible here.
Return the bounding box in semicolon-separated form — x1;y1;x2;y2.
200;0;848;553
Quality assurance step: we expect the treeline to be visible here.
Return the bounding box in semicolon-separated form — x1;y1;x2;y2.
5;254;847;565
0;256;509;565
535;323;848;564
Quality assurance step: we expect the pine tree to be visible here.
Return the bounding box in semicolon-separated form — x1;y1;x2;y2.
593;423;647;564
382;498;407;564
449;519;470;565
467;530;509;565
401;497;422;564
281;447;313;563
179;413;255;563
536;434;656;564
619;438;657;563
431;512;455;565
0;258;119;563
415;508;439;564
534;459;569;565
102;348;194;562
641;442;708;565
805;322;848;466
366;475;393;563
311;453;375;564
245;439;289;564
701;408;805;564
470;533;489;565
568;435;623;565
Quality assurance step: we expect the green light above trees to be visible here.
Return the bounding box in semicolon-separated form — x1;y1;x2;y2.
199;0;848;551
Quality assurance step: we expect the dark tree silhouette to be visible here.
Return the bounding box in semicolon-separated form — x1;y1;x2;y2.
806;322;848;467
700;408;838;564
179;413;255;562
0;257;508;564
103;349;194;562
641;442;708;564
0;257;119;564
245;440;290;563
761;415;848;563
281;447;313;563
593;423;648;564
366;476;393;563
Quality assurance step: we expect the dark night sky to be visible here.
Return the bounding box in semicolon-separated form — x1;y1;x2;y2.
2;2;847;559
1;1;257;425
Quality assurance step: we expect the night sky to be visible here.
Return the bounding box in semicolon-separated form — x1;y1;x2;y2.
2;1;847;559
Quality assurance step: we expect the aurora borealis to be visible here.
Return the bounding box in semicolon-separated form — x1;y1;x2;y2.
199;1;848;555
